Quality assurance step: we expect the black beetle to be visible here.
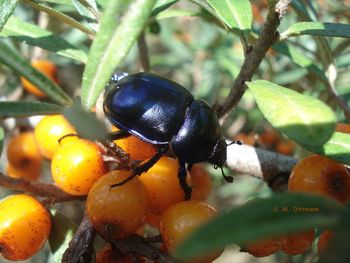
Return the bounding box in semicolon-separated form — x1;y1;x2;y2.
104;72;230;199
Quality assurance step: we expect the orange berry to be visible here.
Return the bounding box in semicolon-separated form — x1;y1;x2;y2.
258;130;280;147
335;123;350;134
20;59;58;97
160;200;223;262
243;236;281;257
7;131;42;171
234;132;255;146
34;115;76;159
6;163;41;180
0;194;51;261
190;164;212;201
51;139;106;195
144;212;161;228
276;140;295;155
112;127;157;160
288;155;350;204
281;230;315;255
87;170;147;239
317;230;334;254
139;156;187;215
96;244;145;263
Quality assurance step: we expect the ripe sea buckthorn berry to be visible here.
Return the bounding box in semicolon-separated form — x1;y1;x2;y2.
87;170;147;239
243;236;281;257
51;138;106;196
34;115;76;159
96;244;145;263
281;229;315;255
335;123;350;134
0;194;51;261
139;156;187;215
20;59;58;97
7;131;42;170
317;230;334;254
160;200;223;262
112;127;157;160
190;164;212;201
258;129;280;147
234;132;255;146
276;140;295;156
145;211;161;228
288;155;350;204
6;163;41;180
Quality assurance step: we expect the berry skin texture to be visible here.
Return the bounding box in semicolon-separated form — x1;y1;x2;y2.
317;230;334;254
190;164;212;201
51;139;106;196
20;59;58;98
34;115;76;159
87;170;147;239
160;200;223;262
0;194;51;261
139;156;187;215
112;127;156;160
281;230;315;255
6;163;40;180
7;131;42;175
243;237;281;257
288;154;350;204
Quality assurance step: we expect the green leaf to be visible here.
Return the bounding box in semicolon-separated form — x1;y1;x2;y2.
152;0;178;15
0;101;62;117
281;22;350;40
49;210;78;263
247;80;336;147
62;101;108;141
0;127;4;158
72;0;99;31
303;132;350;165
207;0;252;33
155;9;201;20
0;0;18;32
81;0;156;110
175;193;344;261
272;42;326;81
22;0;95;37
1;16;87;63
0;41;72;105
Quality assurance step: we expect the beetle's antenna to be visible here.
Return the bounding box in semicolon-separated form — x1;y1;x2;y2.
221;167;233;183
226;140;242;146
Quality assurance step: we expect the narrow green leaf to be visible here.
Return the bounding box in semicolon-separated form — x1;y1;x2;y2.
22;0;95;37
152;0;178;15
0;0;18;32
0;127;4;158
81;0;156;110
1;16;87;63
304;132;350;165
175;193;344;261
207;0;252;33
0;41;72;105
155;9;201;20
72;0;99;31
281;22;350;40
0;101;62;117
49;210;78;263
247;80;336;147
62;101;108;141
272;42;326;81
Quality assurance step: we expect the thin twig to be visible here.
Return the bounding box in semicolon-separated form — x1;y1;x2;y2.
137;32;151;71
215;0;291;118
0;171;81;202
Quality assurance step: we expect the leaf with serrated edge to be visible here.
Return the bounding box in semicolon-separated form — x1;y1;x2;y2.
1;16;87;63
247;80;335;147
207;0;252;33
81;0;156;110
175;193;344;261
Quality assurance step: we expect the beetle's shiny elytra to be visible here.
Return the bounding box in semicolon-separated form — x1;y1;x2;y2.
104;72;227;199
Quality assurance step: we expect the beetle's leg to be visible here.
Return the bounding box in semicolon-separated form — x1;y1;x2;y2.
108;130;130;140
110;144;169;188
179;161;192;200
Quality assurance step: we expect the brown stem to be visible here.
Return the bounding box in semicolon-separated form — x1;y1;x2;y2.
137;32;151;72
0;172;81;202
63;214;96;263
216;0;291;118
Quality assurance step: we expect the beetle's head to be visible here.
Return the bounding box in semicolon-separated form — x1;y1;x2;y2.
208;137;227;169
